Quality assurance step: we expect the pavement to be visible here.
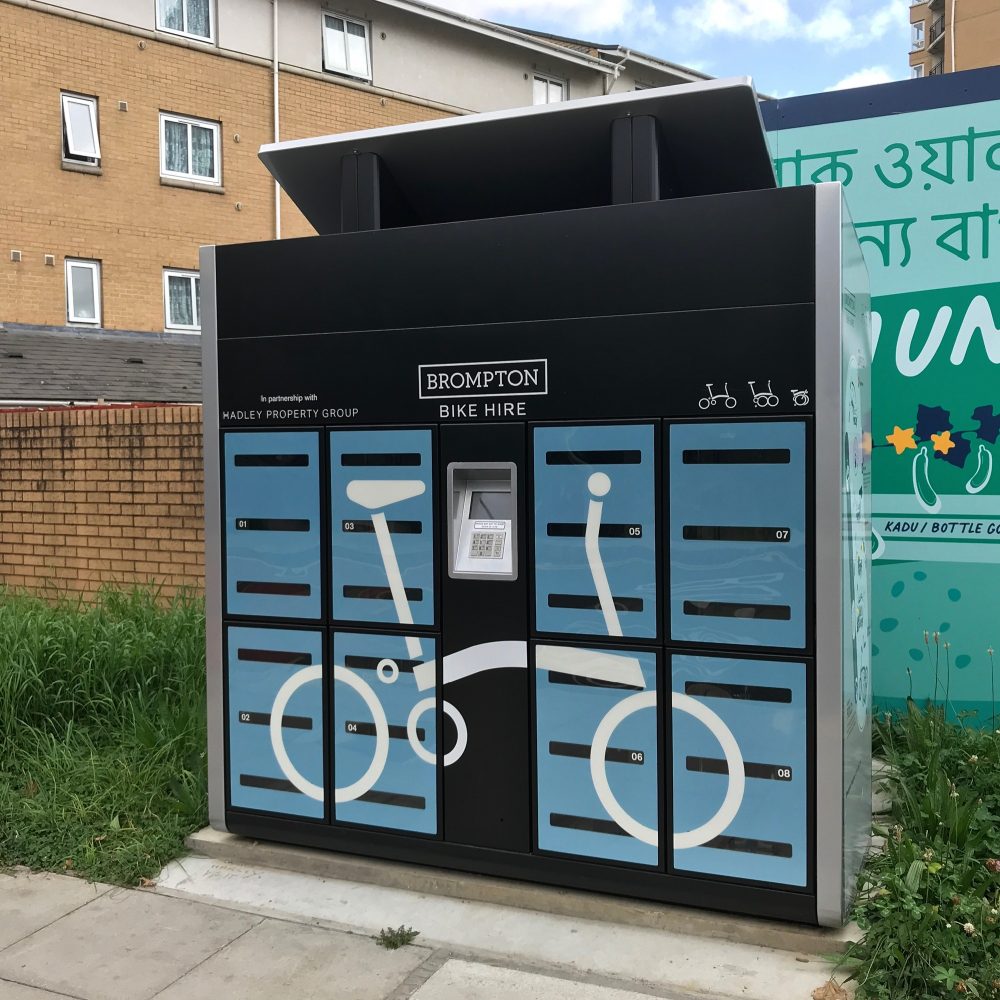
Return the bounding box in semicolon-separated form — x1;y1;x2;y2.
0;855;851;1000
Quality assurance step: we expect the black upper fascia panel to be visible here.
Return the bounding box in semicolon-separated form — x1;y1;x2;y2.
259;77;776;235
213;186;816;340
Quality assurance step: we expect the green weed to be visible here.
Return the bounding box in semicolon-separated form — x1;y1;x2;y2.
376;925;420;949
0;588;207;885
842;699;1000;999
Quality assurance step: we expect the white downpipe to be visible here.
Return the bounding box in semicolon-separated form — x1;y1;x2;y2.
273;0;281;238
950;0;957;71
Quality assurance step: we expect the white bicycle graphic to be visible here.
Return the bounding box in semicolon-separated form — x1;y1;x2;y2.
698;382;737;410
748;380;779;408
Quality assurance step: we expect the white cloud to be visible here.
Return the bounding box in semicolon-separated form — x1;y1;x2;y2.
669;0;909;50
825;64;893;89
436;0;656;36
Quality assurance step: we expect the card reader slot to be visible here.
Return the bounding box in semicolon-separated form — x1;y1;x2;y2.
549;741;644;764
343;585;423;600
343;655;421;672
236;581;312;597
237;648;313;665
340;452;421;466
683;600;790;620
357;790;426;810
549;813;628;836
682;448;790;465
703;834;793;858
548;593;643;612
686;756;791;781
341;520;422;534
545;450;641;465
682;525;789;542
547;672;644;691
547;522;642;538
236;518;310;532
233;453;309;467
238;711;313;730
684;681;792;703
239;774;300;793
346;721;425;740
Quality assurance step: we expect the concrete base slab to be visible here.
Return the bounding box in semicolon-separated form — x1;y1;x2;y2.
157;856;843;1000
155;916;431;1000
413;960;689;1000
0;886;258;1000
0;870;109;951
186;827;859;956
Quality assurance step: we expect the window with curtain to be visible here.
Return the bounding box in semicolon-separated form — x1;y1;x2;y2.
61;93;101;164
323;13;371;80
160;113;220;185
532;75;566;105
65;259;101;326
164;270;201;332
157;0;213;41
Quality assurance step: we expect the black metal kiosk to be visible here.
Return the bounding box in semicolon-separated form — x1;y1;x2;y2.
202;77;872;927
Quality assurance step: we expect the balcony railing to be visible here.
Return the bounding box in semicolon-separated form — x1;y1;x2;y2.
929;14;945;48
929;61;944;75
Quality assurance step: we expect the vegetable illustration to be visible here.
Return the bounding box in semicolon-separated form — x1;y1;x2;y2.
912;445;941;513
965;442;993;495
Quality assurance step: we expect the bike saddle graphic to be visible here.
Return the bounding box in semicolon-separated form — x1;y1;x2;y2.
346;478;426;657
584;472;622;637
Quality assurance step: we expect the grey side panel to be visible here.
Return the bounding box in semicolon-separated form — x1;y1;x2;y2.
814;183;845;926
200;244;227;832
839;189;874;922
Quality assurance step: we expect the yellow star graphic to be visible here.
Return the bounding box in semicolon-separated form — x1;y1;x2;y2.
931;430;955;454
886;426;916;455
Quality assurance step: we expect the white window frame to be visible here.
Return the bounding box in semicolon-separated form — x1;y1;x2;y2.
65;259;102;327
156;0;215;42
159;112;222;186
532;74;567;105
163;269;201;333
911;20;925;49
911;64;925;78
322;11;372;81
61;92;101;163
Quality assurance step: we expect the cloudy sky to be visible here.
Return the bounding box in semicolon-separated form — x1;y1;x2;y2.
438;0;912;98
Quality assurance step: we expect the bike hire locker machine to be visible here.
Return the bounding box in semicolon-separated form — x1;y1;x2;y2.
202;77;872;926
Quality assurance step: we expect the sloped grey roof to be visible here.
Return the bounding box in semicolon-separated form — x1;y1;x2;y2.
0;325;202;404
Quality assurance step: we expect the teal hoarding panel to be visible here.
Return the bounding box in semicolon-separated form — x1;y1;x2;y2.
764;69;1000;724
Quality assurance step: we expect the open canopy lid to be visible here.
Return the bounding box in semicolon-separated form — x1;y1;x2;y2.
259;77;776;235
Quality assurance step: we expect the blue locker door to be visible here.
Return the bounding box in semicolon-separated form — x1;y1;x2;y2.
668;421;806;648
227;626;324;819
333;631;437;835
330;429;435;627
535;643;658;866
223;431;322;619
533;425;657;639
670;654;808;887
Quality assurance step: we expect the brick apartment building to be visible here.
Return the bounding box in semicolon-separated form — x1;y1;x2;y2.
0;0;704;597
1;0;705;346
909;0;1000;77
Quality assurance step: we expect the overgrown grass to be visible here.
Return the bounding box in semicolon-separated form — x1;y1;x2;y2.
0;588;207;884
842;700;1000;998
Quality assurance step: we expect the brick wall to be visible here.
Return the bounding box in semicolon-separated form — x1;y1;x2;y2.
0;405;205;599
1;1;448;332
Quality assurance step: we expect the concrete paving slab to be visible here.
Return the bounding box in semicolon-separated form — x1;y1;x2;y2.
412;960;686;1000
0;982;76;1000
0;871;110;951
155;915;431;1000
157;857;840;1000
187;827;859;955
0;887;259;1000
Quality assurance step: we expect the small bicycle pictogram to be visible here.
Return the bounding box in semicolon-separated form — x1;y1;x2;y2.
697;382;737;410
791;388;810;407
748;380;779;408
